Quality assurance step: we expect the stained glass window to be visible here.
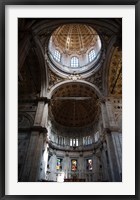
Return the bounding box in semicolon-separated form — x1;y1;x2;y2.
71;57;79;67
56;158;62;170
89;49;96;62
71;159;77;171
87;159;93;171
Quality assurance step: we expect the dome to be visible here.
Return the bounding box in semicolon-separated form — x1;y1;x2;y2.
48;24;102;76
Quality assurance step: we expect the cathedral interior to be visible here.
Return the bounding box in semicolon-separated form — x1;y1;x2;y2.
18;18;122;182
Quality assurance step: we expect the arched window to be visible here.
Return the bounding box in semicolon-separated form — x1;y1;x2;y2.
70;138;79;146
88;136;92;145
88;49;96;62
76;138;78;146
70;138;72;146
54;50;61;62
71;56;79;67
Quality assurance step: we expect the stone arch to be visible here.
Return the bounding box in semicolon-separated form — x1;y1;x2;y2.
47;80;103;99
102;35;117;96
33;36;47;96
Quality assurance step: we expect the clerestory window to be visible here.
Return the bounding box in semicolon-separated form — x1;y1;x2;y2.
71;57;79;67
88;49;96;62
54;50;61;62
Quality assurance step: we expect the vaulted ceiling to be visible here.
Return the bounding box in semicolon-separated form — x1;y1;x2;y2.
18;47;41;97
51;24;99;55
51;83;99;127
18;18;122;127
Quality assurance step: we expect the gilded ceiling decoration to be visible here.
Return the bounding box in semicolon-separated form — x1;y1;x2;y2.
86;68;103;92
48;68;63;89
51;24;99;55
47;23;102;76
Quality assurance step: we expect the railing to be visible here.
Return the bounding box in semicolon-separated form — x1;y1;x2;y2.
48;140;102;151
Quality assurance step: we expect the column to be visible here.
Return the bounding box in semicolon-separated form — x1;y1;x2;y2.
34;101;45;126
63;154;69;179
111;132;122;178
105;99;116;128
93;152;100;182
100;98;121;181
39;142;49;181
41;102;48;127
21;131;45;181
78;154;83;179
49;152;57;181
100;144;110;181
105;130;121;181
20;99;49;182
28;132;46;181
100;99;110;129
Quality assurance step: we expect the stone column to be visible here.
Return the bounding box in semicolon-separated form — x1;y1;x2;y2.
41;102;48;127
105;99;116;128
79;135;83;146
100;99;110;129
93;151;100;182
66;137;69;146
100;98;121;181
28;132;46;181
100;144;110;181
34;101;45;126
21;130;46;182
49;151;57;181
78;153;83;179
63;153;69;179
105;130;121;181
111;132;122;178
39;142;49;181
20;99;49;182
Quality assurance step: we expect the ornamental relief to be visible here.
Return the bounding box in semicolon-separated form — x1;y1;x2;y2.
85;68;103;92
48;69;63;90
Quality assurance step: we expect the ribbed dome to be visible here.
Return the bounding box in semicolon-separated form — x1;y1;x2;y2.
48;24;102;76
52;24;98;55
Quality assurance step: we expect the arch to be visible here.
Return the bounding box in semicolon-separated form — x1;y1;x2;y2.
32;19;120;37
47;79;103;99
102;35;118;96
33;36;47;96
